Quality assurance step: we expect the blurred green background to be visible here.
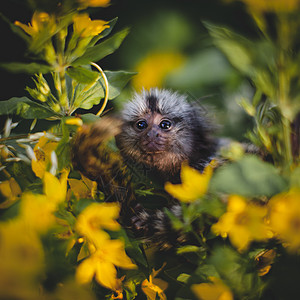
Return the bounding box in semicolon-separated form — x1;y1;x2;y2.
0;0;260;139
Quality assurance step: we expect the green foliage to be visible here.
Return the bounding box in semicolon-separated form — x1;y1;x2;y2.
0;62;52;74
72;28;130;66
205;22;277;99
66;66;100;84
208;246;264;299
211;155;288;197
71;70;136;110
0;96;58;118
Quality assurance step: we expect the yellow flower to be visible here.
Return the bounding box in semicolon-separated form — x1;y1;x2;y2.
31;135;58;178
73;14;110;38
212;195;272;251
225;0;300;13
0;177;22;209
165;162;214;203
141;264;168;300
15;11;56;37
20;171;68;233
0;220;44;298
76;238;136;290
78;0;110;8
192;277;233;300
268;188;300;251
68;174;97;200
132;52;185;90
76;202;121;245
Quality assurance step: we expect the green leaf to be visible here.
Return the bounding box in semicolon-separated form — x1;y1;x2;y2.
72;80;103;110
177;273;191;284
291;167;300;188
194;264;219;280
55;120;71;171
0;96;58;119
54;208;77;227
80;113;100;124
72;70;136;110
102;70;137;100
0;62;52;74
208;246;263;299
204;22;253;75
72;28;130;66
193;197;226;219
210;155;287;197
205;22;276;98
66;66;99;84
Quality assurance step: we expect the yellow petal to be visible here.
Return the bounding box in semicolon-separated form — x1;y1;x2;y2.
211;213;235;237
73;13;109;37
165;182;196;202
76;256;96;284
192;277;233;300
0;177;21;199
20;192;56;232
227;195;247;213
15;11;55;37
132;52;185;90
165;163;213;203
141;284;161;300
78;0;110;8
95;260;118;290
32;135;58;178
231;0;300;13
106;239;136;269
181;163;213;192
82;202;121;231
65;118;83;126
14;21;35;36
0;178;22;209
229;227;251;252
43;172;66;204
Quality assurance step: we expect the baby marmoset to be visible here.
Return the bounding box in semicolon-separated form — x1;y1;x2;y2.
72;88;217;249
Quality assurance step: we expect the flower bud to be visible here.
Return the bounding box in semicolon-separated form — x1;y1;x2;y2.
50;103;61;113
26;87;47;102
36;74;51;96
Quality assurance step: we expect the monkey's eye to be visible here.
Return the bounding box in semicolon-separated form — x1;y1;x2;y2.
136;120;148;130
159;120;172;130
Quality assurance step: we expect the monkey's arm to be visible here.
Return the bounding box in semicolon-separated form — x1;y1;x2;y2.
71;118;133;204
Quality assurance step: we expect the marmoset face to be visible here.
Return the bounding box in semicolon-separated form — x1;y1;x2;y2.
116;89;196;174
135;112;172;153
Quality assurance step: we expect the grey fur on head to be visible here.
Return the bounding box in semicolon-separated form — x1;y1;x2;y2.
116;88;216;181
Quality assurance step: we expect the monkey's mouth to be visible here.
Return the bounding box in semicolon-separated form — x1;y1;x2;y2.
142;141;165;153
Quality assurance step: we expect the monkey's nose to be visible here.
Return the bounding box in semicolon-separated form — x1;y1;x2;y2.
146;128;160;139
